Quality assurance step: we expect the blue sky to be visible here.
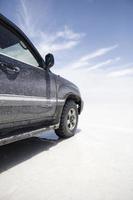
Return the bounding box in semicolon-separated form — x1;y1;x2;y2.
0;0;133;76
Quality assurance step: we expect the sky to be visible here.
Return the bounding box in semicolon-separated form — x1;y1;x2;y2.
0;0;133;77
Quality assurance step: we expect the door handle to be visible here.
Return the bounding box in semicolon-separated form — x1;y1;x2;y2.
6;66;20;74
0;62;20;74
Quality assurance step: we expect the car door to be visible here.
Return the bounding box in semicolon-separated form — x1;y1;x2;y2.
0;20;56;126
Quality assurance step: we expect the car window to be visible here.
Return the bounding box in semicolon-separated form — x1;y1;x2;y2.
0;23;38;67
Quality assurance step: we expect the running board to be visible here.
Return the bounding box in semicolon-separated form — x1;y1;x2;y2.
0;124;59;146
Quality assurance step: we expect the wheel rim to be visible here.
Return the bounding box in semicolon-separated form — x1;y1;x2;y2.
67;108;77;131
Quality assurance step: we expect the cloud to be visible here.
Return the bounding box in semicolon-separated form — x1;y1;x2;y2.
18;0;36;38
39;40;79;53
107;62;133;70
17;0;121;74
17;0;85;55
37;28;83;54
56;25;85;40
108;67;133;77
67;45;119;69
80;45;118;62
86;57;120;71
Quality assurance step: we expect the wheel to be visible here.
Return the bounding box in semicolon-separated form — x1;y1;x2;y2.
55;100;78;138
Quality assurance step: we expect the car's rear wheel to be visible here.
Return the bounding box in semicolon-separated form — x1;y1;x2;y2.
55;100;78;138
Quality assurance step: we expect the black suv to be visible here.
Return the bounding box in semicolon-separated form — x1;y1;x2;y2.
0;14;83;146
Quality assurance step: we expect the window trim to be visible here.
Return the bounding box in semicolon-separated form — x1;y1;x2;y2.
0;14;46;70
0;39;39;67
0;51;44;71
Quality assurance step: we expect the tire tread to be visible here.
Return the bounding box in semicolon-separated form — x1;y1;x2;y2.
55;100;78;138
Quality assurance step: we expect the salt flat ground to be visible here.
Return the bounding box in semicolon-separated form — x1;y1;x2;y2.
0;70;133;200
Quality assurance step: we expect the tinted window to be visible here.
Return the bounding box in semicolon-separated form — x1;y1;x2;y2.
0;23;38;67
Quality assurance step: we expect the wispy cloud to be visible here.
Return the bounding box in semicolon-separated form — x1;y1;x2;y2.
56;25;85;40
87;57;120;71
80;45;118;62
18;0;36;38
108;67;133;77
17;0;85;55
17;0;121;74
106;62;133;70
67;45;119;69
37;27;84;54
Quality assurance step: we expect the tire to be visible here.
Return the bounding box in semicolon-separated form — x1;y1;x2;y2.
55;100;78;138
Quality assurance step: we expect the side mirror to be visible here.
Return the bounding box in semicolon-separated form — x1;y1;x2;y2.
45;53;54;69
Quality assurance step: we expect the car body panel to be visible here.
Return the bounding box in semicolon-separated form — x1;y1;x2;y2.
0;14;83;145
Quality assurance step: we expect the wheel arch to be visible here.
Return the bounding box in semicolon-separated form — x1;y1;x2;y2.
64;93;82;115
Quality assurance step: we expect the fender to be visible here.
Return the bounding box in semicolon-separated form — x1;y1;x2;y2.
53;75;83;125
